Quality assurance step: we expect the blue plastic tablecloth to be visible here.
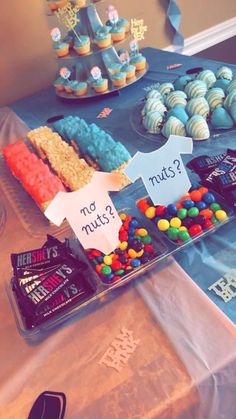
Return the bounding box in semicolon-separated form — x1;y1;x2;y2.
10;47;236;323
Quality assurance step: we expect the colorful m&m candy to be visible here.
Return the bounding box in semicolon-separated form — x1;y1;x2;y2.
137;186;229;244
86;213;156;284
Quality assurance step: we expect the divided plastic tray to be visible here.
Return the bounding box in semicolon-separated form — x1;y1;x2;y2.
6;180;235;343
7;200;169;343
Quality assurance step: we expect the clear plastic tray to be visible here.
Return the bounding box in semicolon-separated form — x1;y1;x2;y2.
7;204;168;343
136;188;235;250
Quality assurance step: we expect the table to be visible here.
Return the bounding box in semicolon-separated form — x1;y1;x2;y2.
0;48;236;419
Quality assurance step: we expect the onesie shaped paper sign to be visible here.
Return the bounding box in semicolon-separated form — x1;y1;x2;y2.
124;135;193;206
45;172;122;254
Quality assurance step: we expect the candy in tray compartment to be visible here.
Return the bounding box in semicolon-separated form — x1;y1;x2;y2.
2;141;66;210
137;186;231;245
86;212;159;285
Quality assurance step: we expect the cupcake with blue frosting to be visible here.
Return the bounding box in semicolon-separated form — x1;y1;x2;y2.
121;63;136;79
53;41;69;58
108;63;122;75
110;25;125;42
111;71;126;87
94;26;111;49
64;80;78;94
92;77;108;93
117;18;130;33
47;0;68;11
54;76;65;92
73;35;90;55
73;81;88;96
130;53;146;71
63;30;74;48
106;18;130;33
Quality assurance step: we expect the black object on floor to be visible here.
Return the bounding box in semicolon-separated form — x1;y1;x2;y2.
28;391;66;419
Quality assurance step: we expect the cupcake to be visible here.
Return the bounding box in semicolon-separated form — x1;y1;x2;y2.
205;87;225;111
106;18;130;33
94;26;112;48
158;82;174;97
92;78;108;93
130;53;146;71
73;35;90;55
141;99;167;117
161;116;186;138
186;115;210;140
167;105;189;125
54;41;69;58
184;80;207;98
73;0;86;7
64;80;78;94
196;69;216;88
47;0;68;11
143;110;163;134
110;25;125;42
216;66;233;81
63;30;74;48
73;81;88;96
186;97;210;119
211;107;234;129
121;63;136;79
117;18;130;33
108;63;122;75
111;72;126;87
54;76;65;92
165;90;187;108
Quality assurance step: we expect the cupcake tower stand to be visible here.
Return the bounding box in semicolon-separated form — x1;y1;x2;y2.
49;1;148;99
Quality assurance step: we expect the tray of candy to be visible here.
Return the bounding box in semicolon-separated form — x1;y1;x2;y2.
136;184;235;250
7;204;168;343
